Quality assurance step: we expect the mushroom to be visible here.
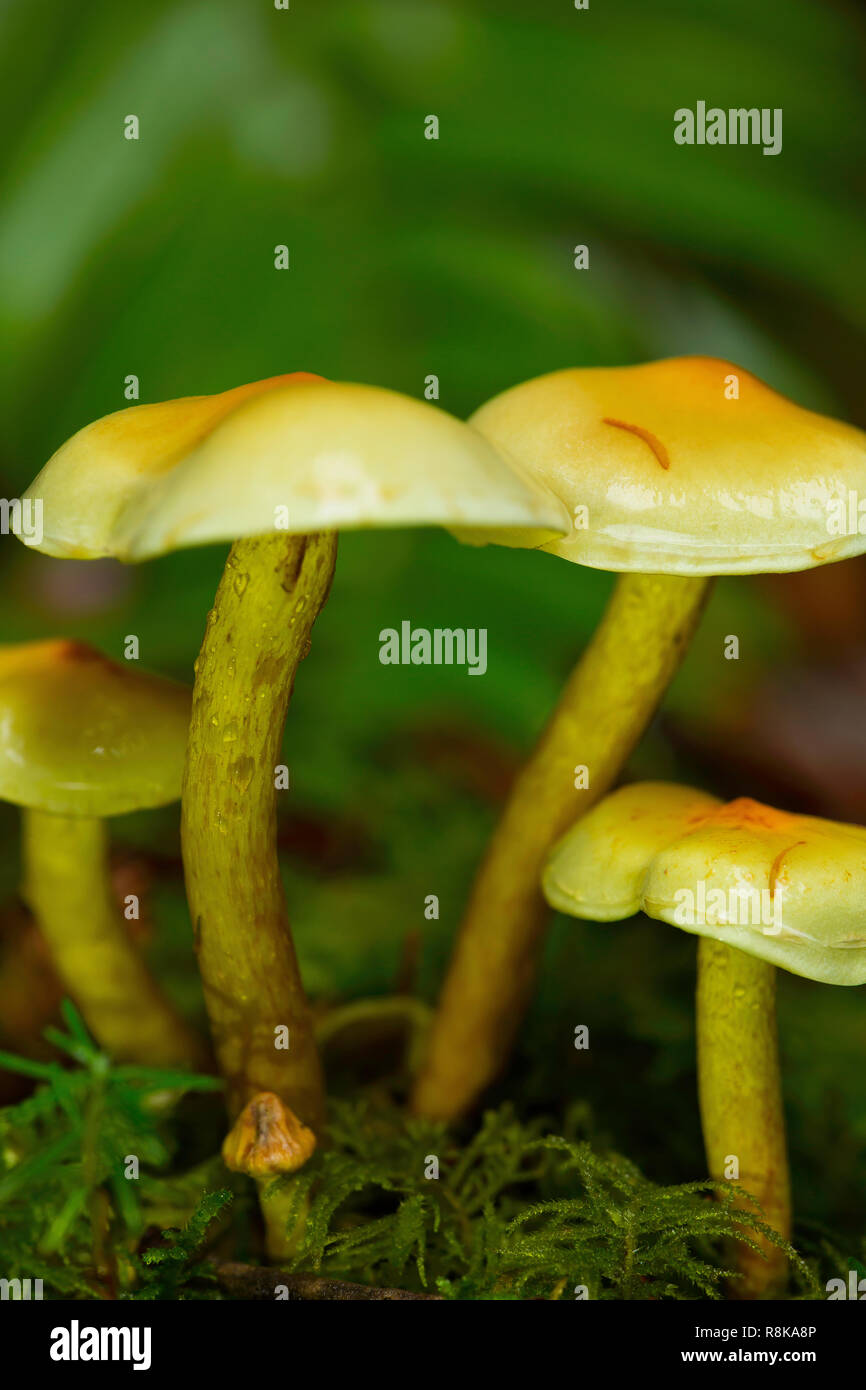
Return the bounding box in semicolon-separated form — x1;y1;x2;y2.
0;639;206;1068
541;780;866;1297
19;373;568;1131
222;1090;317;1259
413;355;866;1121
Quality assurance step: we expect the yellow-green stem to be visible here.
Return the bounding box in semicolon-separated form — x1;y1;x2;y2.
697;937;791;1298
21;809;204;1067
258;1178;307;1261
412;571;711;1120
182;530;337;1129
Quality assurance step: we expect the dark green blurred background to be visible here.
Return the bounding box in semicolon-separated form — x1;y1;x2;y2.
1;0;865;1245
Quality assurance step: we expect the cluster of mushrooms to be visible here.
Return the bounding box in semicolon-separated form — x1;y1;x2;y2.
8;357;866;1294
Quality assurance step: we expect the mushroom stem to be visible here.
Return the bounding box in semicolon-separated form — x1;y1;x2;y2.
412;571;711;1121
182;530;337;1128
258;1178;308;1261
21;809;204;1067
696;936;791;1298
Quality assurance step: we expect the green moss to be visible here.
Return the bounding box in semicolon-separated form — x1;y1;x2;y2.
0;1004;831;1301
268;1099;813;1300
0;1002;224;1298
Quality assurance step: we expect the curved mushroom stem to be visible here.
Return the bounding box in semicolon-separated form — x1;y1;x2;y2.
21;809;205;1067
182;530;337;1129
412;571;711;1121
697;937;791;1298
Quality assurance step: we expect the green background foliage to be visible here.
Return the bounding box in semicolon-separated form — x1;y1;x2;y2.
1;0;865;1279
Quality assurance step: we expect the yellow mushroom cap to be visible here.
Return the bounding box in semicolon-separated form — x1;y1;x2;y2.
542;782;866;986
221;1091;317;1179
543;781;723;920
0;640;191;816
466;356;866;575
21;373;569;562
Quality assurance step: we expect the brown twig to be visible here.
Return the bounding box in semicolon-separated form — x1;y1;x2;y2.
216;1262;443;1301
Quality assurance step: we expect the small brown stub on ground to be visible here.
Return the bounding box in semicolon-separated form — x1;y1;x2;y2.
602;417;670;470
222;1091;317;1178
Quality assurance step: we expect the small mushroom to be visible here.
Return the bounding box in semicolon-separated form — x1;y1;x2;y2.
414;356;866;1121
222;1091;317;1260
542;780;866;1297
0;639;205;1067
19;374;568;1130
222;1089;317;1178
